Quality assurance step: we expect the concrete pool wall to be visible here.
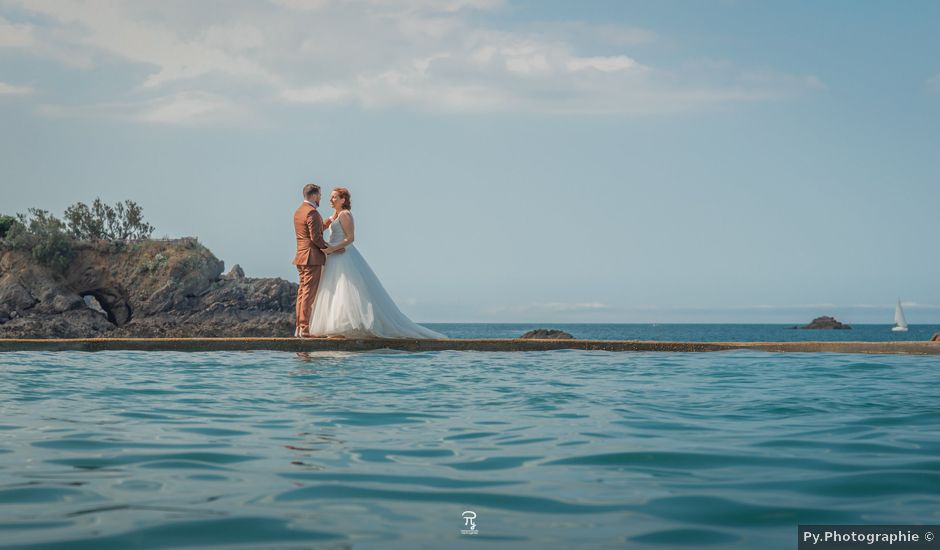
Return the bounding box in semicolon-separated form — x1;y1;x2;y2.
1;338;939;355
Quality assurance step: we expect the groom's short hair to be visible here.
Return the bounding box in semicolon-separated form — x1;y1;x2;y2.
303;184;320;197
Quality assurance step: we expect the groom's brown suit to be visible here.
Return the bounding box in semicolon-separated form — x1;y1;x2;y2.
292;201;328;335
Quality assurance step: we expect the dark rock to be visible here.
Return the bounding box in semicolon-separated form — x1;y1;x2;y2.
0;309;119;338
799;316;851;330
0;239;298;338
519;328;575;339
0;280;37;312
50;293;84;314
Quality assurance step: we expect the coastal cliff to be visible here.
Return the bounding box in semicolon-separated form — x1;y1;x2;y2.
0;238;296;338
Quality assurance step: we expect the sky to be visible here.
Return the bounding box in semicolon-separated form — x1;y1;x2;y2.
1;0;938;324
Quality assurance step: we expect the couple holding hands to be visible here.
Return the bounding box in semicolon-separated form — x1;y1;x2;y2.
291;183;445;340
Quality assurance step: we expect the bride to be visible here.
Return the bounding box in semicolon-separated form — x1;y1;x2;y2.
307;188;446;339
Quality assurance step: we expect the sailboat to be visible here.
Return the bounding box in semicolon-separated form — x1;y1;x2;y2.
892;299;909;332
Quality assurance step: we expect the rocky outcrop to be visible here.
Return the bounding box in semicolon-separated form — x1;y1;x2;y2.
0;239;296;338
796;316;852;330
931;333;940;342
519;328;574;339
223;264;245;279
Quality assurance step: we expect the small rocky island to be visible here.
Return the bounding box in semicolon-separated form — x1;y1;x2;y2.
794;316;852;330
519;328;574;339
0;200;296;338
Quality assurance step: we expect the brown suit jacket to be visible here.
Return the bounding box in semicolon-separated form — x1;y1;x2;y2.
292;201;328;266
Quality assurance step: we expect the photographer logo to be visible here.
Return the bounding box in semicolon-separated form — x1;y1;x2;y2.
461;511;478;535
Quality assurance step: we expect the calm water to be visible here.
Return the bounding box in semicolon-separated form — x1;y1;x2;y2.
426;323;940;342
1;349;939;549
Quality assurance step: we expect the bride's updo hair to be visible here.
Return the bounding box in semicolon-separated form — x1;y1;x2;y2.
334;187;351;210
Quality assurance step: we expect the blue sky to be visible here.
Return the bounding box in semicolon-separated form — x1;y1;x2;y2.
1;0;938;323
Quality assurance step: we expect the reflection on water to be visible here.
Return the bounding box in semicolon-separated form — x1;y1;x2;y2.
292;350;361;363
0;350;938;549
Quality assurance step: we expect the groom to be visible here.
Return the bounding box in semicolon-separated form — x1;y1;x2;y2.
292;183;333;338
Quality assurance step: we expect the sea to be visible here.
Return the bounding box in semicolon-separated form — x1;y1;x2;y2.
1;324;938;549
427;322;940;342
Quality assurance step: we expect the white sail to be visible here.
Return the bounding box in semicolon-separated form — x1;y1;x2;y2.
893;299;908;330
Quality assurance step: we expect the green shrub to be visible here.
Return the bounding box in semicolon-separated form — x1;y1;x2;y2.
0;215;15;240
6;209;74;271
64;198;155;241
2;199;157;272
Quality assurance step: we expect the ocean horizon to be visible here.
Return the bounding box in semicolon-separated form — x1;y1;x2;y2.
422;323;939;342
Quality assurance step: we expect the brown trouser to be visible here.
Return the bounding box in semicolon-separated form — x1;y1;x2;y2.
295;264;323;335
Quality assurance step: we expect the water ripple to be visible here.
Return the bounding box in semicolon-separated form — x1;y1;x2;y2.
0;349;938;548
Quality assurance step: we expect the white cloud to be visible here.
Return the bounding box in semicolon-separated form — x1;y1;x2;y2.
331;0;505;13
280;84;352;104
503;49;552;76
566;55;639;73
135;92;255;126
38;91;257;127
200;22;265;53
0;15;33;47
896;301;940;309
530;21;658;47
0;81;32;95
271;0;505;12
927;74;940;93
6;0;280;88
3;0;823;122
269;0;332;11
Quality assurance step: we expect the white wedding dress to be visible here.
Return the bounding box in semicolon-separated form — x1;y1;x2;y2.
307;213;446;339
